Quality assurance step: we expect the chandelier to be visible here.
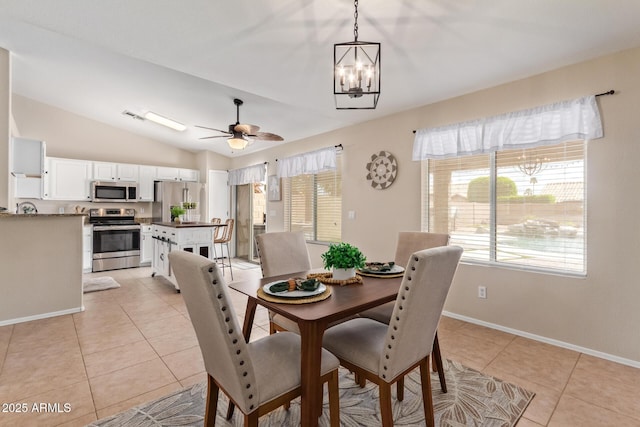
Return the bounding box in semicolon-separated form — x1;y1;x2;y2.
333;0;380;109
517;154;549;177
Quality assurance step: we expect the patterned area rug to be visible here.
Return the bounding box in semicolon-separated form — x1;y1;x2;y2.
82;276;121;293
89;360;534;426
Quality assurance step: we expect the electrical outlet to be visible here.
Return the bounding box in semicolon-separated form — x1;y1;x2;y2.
478;285;487;299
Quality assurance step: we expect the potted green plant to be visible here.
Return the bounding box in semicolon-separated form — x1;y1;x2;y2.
170;205;186;222
321;242;367;280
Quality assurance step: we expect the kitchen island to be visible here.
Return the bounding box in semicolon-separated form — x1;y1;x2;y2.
0;213;85;325
151;222;222;291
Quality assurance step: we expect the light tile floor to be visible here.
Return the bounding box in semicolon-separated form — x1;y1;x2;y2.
1;264;639;426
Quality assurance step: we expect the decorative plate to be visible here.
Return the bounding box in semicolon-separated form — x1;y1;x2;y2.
366;151;398;189
358;264;405;275
262;281;327;298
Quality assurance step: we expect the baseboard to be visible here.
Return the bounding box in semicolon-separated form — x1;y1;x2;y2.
442;311;640;369
0;306;84;327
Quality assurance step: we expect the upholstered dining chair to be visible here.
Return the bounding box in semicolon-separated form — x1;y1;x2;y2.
359;231;450;394
168;251;340;427
322;246;463;427
255;231;312;334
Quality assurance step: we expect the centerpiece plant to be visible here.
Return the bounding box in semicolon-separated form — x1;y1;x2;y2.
321;242;366;280
170;205;186;222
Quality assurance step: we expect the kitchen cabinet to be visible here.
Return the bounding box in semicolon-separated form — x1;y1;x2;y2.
156;166;199;182
140;224;153;265
45;157;93;201
138;165;156;201
93;162;139;182
12;137;46;199
151;223;215;291
83;225;93;272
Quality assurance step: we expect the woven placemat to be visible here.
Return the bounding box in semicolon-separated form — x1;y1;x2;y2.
357;271;405;278
306;272;363;286
257;286;332;304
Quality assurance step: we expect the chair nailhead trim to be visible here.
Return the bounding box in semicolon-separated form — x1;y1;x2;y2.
249;395;253;399
388;345;392;349
225;317;230;322
246;384;251;389
382;374;386;379
212;280;218;285
217;294;223;299
405;286;409;290
414;256;418;261
228;329;233;334
240;360;245;365
383;366;387;370
243;372;248;376
250;405;254;409
385;355;389;359
222;306;227;311
232;339;238;344
208;267;214;272
411;266;415;271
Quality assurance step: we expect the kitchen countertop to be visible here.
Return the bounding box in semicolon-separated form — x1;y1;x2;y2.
0;212;87;218
152;221;222;228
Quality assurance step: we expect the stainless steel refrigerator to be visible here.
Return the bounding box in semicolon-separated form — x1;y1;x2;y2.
152;181;203;223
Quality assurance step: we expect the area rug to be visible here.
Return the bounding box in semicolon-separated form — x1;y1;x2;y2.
82;276;121;293
88;359;534;426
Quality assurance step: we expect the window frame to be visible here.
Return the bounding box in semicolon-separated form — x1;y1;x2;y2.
283;153;342;244
422;142;587;277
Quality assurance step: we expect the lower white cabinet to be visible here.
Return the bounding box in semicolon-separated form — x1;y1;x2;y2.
83;225;93;272
151;224;215;291
140;225;153;265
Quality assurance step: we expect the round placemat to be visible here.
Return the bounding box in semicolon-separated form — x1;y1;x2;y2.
306;272;363;286
257;286;332;304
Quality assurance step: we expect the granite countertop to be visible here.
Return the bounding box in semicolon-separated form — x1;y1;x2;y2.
0;212;87;218
152;221;221;228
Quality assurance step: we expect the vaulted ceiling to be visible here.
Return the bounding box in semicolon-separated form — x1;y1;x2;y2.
2;0;640;157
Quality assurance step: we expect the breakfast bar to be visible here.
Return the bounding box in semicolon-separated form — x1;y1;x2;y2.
0;213;85;325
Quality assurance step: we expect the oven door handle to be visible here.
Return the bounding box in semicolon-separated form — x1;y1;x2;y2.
93;225;141;231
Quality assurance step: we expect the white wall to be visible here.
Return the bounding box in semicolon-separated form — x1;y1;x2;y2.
0;48;10;209
231;46;640;365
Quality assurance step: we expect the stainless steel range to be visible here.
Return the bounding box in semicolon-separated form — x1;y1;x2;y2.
89;208;141;272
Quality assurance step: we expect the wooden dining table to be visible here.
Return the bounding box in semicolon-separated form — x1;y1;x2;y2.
229;270;403;427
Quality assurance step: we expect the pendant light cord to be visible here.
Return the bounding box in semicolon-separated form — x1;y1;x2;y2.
353;0;359;42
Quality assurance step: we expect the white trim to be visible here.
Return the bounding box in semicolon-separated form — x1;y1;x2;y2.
442;310;640;369
0;306;84;327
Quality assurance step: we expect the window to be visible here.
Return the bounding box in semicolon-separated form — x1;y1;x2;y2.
422;141;586;274
284;153;342;243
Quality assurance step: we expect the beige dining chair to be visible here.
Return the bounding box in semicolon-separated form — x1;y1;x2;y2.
255;231;312;334
322;245;463;427
359;231;450;394
168;251;340;427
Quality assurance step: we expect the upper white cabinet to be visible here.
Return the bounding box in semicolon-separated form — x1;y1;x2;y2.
45;157;93;200
138;165;156;201
12;137;46;199
93;162;139;182
156;166;199;182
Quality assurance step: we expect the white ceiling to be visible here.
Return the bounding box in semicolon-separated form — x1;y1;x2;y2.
1;0;640;158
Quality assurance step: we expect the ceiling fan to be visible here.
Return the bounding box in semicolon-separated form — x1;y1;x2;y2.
196;98;284;150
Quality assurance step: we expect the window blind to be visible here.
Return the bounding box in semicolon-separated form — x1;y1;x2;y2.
423;141;586;274
284;152;342;243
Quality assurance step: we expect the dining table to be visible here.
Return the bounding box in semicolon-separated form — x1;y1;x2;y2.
229;269;404;427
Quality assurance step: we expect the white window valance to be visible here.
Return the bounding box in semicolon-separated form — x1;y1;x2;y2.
412;95;603;160
228;163;266;186
277;146;337;178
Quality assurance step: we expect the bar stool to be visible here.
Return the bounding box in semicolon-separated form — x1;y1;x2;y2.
214;218;234;279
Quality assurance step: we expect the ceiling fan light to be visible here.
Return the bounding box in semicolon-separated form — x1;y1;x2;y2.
143;111;186;131
228;137;248;150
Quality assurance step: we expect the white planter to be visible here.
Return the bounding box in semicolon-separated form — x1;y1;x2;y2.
332;267;356;280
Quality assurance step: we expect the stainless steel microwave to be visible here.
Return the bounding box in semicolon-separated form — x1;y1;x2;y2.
91;181;138;202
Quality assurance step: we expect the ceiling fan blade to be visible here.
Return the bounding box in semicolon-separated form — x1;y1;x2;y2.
234;123;260;135
252;132;284;142
195;125;231;134
199;135;230;140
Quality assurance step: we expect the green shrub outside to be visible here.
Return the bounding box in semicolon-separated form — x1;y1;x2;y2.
467;176;517;203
